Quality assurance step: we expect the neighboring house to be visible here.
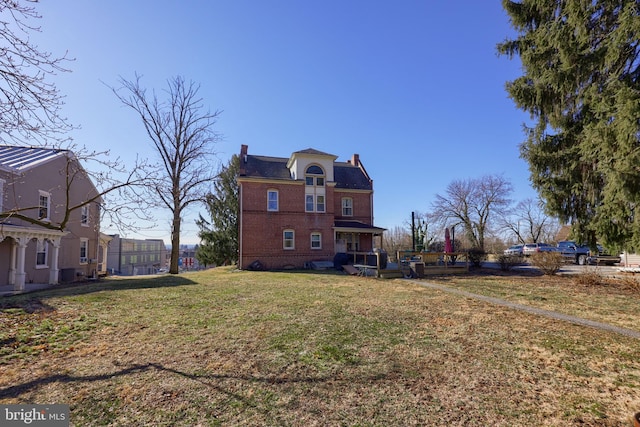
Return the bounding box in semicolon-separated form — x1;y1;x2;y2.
237;145;385;270
106;235;167;275
0;145;105;291
178;245;202;271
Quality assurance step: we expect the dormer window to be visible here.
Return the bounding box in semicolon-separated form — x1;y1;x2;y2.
304;165;326;213
305;165;325;186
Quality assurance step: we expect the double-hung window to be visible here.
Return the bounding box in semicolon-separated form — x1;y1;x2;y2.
267;190;278;211
283;230;295;250
81;205;89;226
36;240;48;267
80;238;88;264
342;197;353;216
311;232;322;249
39;191;50;220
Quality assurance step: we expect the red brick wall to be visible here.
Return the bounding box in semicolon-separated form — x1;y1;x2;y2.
333;191;372;223
240;180;375;270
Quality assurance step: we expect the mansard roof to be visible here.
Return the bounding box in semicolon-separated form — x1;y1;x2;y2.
241;150;372;190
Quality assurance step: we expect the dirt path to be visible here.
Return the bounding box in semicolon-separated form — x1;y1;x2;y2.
408;279;640;340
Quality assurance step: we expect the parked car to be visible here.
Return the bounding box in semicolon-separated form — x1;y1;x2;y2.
557;240;590;265
504;244;524;256
523;242;558;256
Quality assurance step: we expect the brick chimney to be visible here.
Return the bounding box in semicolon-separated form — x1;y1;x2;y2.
351;153;360;167
239;144;248;175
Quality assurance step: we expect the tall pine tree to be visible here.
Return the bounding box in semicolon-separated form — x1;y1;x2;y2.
499;0;640;251
196;155;239;266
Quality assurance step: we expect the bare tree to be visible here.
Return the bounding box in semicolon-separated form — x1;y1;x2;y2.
111;74;222;274
500;198;559;244
383;225;412;261
431;175;513;251
0;3;157;235
0;0;74;145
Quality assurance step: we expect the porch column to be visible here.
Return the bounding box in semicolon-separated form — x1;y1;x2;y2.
8;239;17;285
49;239;61;285
14;238;28;292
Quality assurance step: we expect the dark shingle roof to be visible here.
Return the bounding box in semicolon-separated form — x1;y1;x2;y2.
243;155;292;180
241;154;372;190
334;162;372;190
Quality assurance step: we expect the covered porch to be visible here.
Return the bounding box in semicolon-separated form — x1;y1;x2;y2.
0;224;67;293
333;220;386;265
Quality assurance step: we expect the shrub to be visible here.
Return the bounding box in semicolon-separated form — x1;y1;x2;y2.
530;252;563;275
467;248;486;268
497;254;523;271
573;270;604;286
617;275;640;292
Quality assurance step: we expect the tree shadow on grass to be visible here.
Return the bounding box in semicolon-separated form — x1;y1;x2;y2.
0;361;391;423
0;275;198;312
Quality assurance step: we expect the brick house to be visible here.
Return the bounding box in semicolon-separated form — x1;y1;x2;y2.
0;146;106;291
237;145;385;270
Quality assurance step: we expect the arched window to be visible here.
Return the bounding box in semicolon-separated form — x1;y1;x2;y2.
305;165;326;213
305;165;325;187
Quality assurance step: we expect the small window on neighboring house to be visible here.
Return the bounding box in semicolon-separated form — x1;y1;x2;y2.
316;195;325;212
311;232;322;249
342;198;353;216
39;191;50;220
80;238;88;264
283;230;295;250
305;195;314;212
36;240;48;267
267;190;278;211
81;205;89;226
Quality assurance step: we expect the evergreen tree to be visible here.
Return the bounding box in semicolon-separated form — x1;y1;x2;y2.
499;1;640;251
196;155;239;266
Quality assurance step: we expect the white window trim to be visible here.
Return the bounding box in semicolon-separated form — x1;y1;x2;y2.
316;195;325;213
311;232;322;250
38;190;51;221
267;189;279;212
305;195;314;212
81;205;89;226
80;238;89;264
283;229;295;250
342;197;353;217
35;240;48;269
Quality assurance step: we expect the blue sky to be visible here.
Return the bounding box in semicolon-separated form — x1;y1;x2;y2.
33;1;537;245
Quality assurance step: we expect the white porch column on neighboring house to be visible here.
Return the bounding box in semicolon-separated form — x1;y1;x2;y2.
8;239;17;285
14;238;28;292
49;238;62;285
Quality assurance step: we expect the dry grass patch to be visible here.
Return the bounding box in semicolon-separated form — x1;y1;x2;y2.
0;268;638;426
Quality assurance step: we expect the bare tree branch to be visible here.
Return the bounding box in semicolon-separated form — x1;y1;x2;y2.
110;74;222;274
0;0;75;145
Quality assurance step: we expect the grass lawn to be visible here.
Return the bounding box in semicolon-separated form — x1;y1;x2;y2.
1;267;639;426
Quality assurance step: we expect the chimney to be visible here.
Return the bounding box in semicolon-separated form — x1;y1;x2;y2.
239;144;248;175
351;153;360;167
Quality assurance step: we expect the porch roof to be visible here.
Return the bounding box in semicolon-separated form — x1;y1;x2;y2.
333;220;386;235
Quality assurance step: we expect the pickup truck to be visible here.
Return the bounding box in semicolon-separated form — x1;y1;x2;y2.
557;241;621;265
588;245;621;266
557;241;590;265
